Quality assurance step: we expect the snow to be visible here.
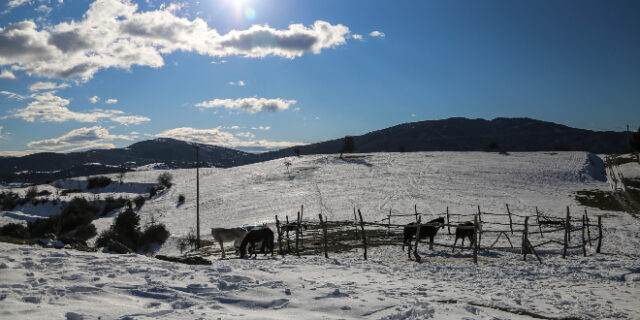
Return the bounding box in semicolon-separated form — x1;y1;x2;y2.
1;151;640;319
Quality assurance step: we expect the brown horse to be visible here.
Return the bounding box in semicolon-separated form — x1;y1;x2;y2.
452;221;475;252
239;228;274;258
402;217;445;251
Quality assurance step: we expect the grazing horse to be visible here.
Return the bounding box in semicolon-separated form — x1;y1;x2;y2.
211;227;247;258
402;217;445;251
239;228;274;258
452;221;475;252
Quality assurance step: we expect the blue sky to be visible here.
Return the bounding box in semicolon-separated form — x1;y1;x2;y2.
0;0;639;156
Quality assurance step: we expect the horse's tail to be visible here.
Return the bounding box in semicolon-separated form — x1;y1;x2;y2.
239;234;250;258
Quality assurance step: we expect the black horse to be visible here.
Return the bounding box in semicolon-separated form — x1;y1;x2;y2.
281;222;308;232
402;217;445;251
452;221;475;252
239;228;274;258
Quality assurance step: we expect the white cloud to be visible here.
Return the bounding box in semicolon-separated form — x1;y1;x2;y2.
157;127;305;151
35;5;52;15
210;59;227;64
105;98;118;104
0;0;351;81
27;126;131;150
228;80;245;86
4;0;29;12
0;69;16;79
195;97;296;114
351;34;363;41
29;81;70;91
251;126;270;131
1;90;29;100
369;30;385;38
9;91;150;125
89;96;99;103
0;125;5;139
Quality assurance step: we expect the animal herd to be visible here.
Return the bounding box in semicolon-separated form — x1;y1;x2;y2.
212;218;476;259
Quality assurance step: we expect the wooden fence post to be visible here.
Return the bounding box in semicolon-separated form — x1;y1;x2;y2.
275;215;284;256
387;208;391;237
295;211;301;256
353;208;358;240
414;204;418;222
562;208;569;259
446;207;451;235
285;216;291;253
300;205;304;249
357;209;367;260
566;206;571;243
535;207;543;238
473;215;478;264
413;216;422;262
506;204;513;234
581;215;586;257
596;216;602;253
522;216;529;261
319;214;328;258
477;205;482;249
585;209;592;246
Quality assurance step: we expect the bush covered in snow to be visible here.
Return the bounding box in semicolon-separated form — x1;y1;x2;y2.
178;194;185;203
133;195;145;209
101;196;128;216
96;206;170;254
28;197;98;242
87;176;112;189
0;223;29;239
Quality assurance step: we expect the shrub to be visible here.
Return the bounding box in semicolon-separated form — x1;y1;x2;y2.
149;185;165;198
134;196;145;209
101;196;127;216
28;197;99;240
0;223;29;239
178;194;185;203
96;207;170;254
483;142;499;152
177;229;198;253
339;136;355;159
87;176;112;189
141;224;170;246
1;191;20;210
157;172;173;188
37;190;52;197
25;186;38;199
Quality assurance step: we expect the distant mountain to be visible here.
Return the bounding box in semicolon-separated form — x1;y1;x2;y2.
0;118;629;183
0;138;253;183
256;117;628;160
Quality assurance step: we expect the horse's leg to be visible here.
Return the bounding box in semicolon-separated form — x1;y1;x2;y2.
218;239;225;258
429;235;434;250
452;237;457;252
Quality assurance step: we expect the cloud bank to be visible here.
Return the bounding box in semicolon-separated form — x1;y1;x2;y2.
195;97;296;114
157;127;304;152
27;126;131;151
0;0;351;81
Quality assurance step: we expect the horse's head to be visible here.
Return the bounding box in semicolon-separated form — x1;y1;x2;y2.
432;217;446;229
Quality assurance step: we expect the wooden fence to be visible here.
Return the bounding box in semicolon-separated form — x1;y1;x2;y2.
273;204;604;264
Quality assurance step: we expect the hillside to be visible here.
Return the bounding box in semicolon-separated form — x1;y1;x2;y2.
1;151;639;319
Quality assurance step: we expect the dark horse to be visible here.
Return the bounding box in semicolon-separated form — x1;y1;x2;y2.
239;228;274;258
402;217;445;251
452;221;475;252
281;222;308;232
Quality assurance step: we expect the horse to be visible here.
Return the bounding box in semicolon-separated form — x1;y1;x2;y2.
452;221;475;252
211;227;248;258
239;228;274;258
402;217;445;251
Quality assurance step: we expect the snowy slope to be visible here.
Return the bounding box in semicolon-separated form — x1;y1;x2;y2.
1;151;640;319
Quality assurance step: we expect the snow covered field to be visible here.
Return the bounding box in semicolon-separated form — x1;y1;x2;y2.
2;152;640;319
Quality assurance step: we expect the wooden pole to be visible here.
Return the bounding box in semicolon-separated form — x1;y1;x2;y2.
597;216;602;253
413;216;422;262
414;204;418;222
285;216;291;253
295;211;301;256
506;204;513;234
319;214;328;258
581;215;587;257
535;207;543;238
195;145;200;249
473;215;478;264
562;208;569;259
353;208;358;240
387;208;391;237
523;216;529;261
477;205;482;249
567;206;571;243
275;215;284;255
446;207;451;235
358;209;367;260
300;205;304;249
585;209;592;246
